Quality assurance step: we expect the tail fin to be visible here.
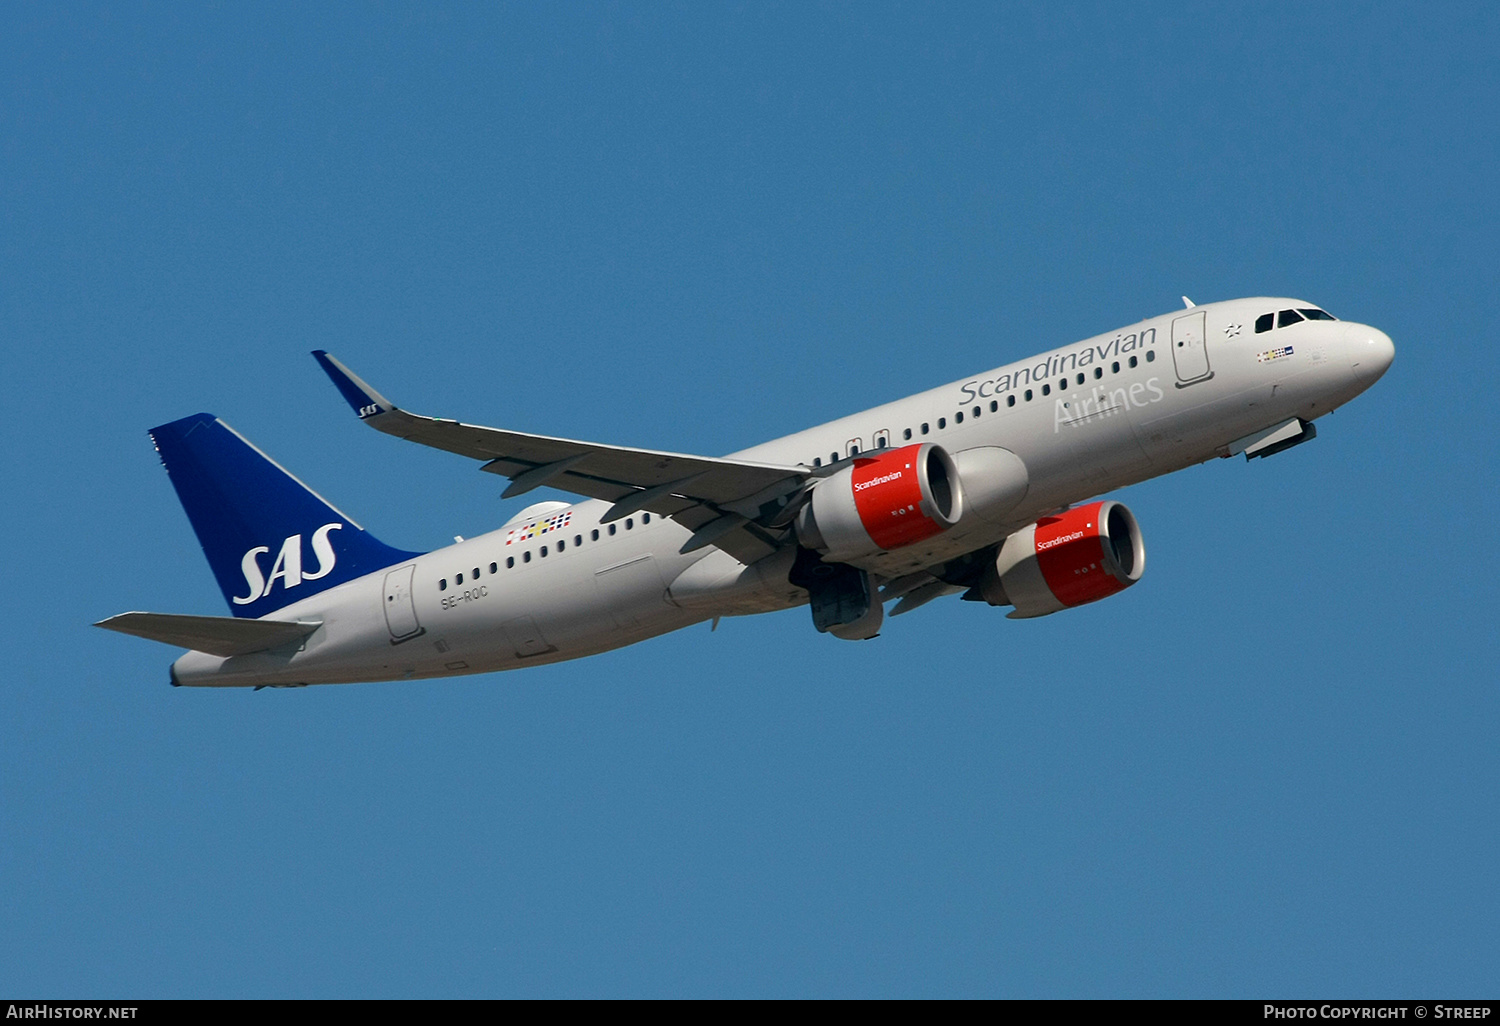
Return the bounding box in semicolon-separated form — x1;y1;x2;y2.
150;413;423;618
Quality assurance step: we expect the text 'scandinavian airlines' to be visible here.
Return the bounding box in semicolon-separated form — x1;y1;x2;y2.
99;298;1393;687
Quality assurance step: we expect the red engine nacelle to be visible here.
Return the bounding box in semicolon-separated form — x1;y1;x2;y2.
796;443;963;562
977;500;1145;618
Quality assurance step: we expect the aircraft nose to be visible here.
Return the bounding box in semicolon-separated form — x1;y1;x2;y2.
1349;326;1395;385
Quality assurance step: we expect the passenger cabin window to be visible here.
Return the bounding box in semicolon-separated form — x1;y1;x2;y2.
938;417;946;429
1146;350;1155;362
903;428;912;440
1041;384;1050;396
1094;367;1103;379
523;551;531;563
489;562;497;574
1278;309;1305;328
989;400;999;412
1256;313;1275;333
921;423;929;434
439;579;448;591
874;430;890;448
1025;389;1033;401
954;412;963;424
813;457;822;467
642;513;651;524
506;557;514;569
1129;356;1138;368
591;529;600;541
608;524;616;536
1007;395;1016;407
455;572;463;585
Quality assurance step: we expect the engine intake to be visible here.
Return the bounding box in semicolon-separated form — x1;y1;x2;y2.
796;443;963;562
977;501;1145;618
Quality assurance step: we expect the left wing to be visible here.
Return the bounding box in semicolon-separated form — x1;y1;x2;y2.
313;351;814;563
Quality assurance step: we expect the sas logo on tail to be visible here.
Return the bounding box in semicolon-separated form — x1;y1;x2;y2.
233;523;343;605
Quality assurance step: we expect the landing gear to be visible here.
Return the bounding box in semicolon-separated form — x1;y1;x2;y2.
788;547;883;641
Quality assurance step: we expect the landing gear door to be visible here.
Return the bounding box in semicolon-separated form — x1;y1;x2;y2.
383;564;424;643
1171;310;1213;385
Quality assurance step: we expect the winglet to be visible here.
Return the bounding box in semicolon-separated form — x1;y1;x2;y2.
312;350;397;420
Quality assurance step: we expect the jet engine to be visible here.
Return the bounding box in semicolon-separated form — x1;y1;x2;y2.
795;443;963;562
976;501;1145;618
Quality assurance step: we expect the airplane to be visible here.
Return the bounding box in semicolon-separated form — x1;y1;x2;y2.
97;297;1394;688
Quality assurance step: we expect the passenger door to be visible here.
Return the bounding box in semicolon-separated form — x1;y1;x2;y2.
1171;310;1213;385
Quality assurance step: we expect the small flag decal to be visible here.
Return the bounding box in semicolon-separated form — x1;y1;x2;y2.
506;511;572;545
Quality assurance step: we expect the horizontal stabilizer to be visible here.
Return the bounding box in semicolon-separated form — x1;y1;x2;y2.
95;612;321;657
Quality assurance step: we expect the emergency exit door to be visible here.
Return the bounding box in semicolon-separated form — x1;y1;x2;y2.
382;564;423;643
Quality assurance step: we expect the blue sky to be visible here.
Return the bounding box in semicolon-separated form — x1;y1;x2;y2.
3;2;1497;997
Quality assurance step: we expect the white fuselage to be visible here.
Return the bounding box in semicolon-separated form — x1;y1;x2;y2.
172;298;1393;686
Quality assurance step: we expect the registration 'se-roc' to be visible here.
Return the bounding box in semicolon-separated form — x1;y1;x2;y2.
98;298;1394;688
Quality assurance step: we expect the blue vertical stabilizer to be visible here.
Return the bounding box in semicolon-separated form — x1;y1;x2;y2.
149;414;424;618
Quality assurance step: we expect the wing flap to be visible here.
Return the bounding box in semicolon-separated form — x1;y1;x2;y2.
95;612;322;657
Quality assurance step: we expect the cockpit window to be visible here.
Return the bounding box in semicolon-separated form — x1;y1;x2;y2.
1278;309;1305;328
1255;313;1274;333
1298;308;1337;321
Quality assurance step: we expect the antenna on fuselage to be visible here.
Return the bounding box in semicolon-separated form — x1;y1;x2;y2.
1181;296;1196;308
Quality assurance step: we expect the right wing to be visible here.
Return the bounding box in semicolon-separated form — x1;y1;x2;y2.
313;351;818;563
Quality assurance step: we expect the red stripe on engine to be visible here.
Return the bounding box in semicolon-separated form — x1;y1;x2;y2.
850;445;946;551
1033;502;1127;607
